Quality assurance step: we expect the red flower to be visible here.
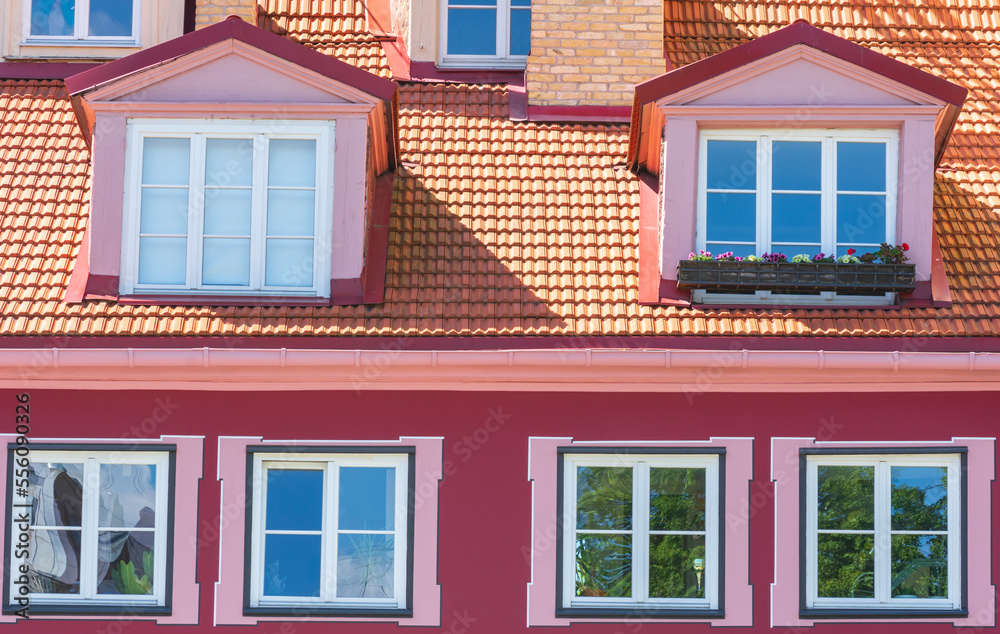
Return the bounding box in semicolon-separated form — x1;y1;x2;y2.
902;243;910;251
847;248;856;255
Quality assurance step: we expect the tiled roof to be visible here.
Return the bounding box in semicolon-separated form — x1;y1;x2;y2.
1;3;1000;338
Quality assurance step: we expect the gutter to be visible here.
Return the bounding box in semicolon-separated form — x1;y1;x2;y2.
2;348;1000;392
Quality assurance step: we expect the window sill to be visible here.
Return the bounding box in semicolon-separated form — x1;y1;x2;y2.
437;57;527;70
21;40;139;48
3;604;170;616
244;606;413;618
801;608;968;619
557;607;724;619
117;294;333;307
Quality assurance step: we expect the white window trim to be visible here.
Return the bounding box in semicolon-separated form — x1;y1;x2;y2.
248;452;410;611
694;128;899;306
561;453;720;612
804;453;962;612
10;450;170;607
438;0;528;68
120;119;335;298
22;0;140;45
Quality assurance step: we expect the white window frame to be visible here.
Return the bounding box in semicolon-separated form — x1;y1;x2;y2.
248;452;410;611
695;128;899;306
438;0;529;69
9;450;170;607
121;119;335;298
561;453;720;612
804;453;962;612
22;0;140;45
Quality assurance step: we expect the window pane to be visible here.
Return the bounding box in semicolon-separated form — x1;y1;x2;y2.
837;194;887;246
509;8;530;56
138;237;186;285
204;189;252;236
98;464;156;528
267;190;315;237
263;534;322;597
28;528;81;594
265;239;314;287
891;466;948;531
771;141;821;191
140;188;188;235
339;467;395;531
817;465;874;531
575;534;631;598
206;138;253;188
891;535;948;598
838;142;887;192
703;243;756;258
706;140;756;190
648;534;705;599
29;462;83;527
266;469;323;531
268;140;316;188
447;8;497;55
771;193;821;244
706;192;755;243
96;530;154;595
202;238;250;286
649;467;705;532
576;466;632;531
511;0;530;7
336;534;394;598
142;138;190;186
89;0;133;37
30;0;74;36
817;534;875;598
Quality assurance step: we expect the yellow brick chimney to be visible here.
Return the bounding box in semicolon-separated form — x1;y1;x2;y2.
195;0;258;29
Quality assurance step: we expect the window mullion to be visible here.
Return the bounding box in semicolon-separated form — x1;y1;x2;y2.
324;462;338;602
822;137;836;255
189;134;207;290
758;135;769;254
496;0;510;58
76;0;90;39
154;456;167;604
394;459;407;607
80;458;98;599
874;461;890;604
251;135;268;290
635;461;648;602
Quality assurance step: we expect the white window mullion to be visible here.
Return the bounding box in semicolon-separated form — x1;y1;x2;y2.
947;458;961;609
564;460;577;608
705;456;719;608
806;459;818;606
634;462;649;602
250;460;265;606
822;137;836;255
758;136;770;254
393;458;407;607
188;134;206;290
76;0;90;40
496;0;510;58
154;456;167;604
874;461;890;604
250;135;269;290
80;458;98;599
324;462;338;602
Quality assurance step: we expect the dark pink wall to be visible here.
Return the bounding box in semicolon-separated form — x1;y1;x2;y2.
6;388;998;632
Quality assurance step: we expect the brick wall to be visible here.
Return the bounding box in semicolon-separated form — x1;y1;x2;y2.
195;0;258;29
526;0;664;107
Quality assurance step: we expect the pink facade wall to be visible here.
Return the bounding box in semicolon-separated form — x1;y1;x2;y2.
0;388;995;632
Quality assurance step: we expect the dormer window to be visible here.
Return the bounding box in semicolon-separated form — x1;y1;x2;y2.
121;121;334;297
440;0;530;68
27;0;138;43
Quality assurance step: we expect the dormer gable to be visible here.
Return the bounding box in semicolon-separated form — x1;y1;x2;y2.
628;21;967;308
64;16;399;305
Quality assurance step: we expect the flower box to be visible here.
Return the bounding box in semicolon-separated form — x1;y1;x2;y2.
676;261;916;294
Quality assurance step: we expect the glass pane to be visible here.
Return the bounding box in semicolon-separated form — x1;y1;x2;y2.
649;534;705;599
510;0;530;7
778;245;823;258
771;193;821;244
98;463;156;528
892;466;948;531
837;194;887;246
449;0;496;5
265;239;314;287
263;534;322;597
703;243;756;258
772;141;821;191
706;192;755;243
817;534;875;598
96;530;154;595
891;535;948;598
509;8;530;56
838;142;887;192
138;237;186;285
89;0;133;37
706;140;756;190
817;465;874;531
649;467;706;532
337;534;394;598
142;138;190;186
267;190;315;237
204;189;252;236
30;0;75;36
268;140;316;188
339;467;395;531
447;8;497;55
140;188;188;235
265;469;323;531
28;462;83;527
202;238;250;286
576;466;632;531
575;534;631;598
27;528;81;594
206;138;253;188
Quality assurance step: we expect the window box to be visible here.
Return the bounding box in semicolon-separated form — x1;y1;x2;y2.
676;261;916;294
